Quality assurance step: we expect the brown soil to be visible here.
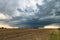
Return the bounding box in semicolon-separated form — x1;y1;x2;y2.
0;28;58;40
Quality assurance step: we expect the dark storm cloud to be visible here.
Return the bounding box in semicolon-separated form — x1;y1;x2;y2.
17;9;24;12
0;0;60;28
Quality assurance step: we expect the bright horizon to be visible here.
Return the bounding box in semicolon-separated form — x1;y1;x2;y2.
0;23;18;28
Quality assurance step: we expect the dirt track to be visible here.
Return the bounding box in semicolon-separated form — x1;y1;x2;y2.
0;29;57;40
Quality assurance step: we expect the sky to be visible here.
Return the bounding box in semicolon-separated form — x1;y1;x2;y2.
0;0;60;28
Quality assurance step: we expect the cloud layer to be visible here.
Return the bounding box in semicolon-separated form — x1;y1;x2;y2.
0;0;60;28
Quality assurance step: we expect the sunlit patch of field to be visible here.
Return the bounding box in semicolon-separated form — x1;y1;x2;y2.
0;28;60;40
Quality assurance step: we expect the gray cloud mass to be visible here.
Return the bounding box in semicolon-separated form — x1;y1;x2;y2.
0;0;60;28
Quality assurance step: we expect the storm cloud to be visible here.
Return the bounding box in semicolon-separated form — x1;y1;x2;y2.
0;0;60;28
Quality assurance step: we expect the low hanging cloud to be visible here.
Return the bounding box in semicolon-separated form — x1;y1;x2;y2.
0;0;60;28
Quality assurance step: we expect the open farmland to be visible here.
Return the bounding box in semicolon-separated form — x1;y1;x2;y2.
0;28;60;40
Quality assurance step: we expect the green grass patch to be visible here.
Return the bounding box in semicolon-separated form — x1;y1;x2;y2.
47;31;60;40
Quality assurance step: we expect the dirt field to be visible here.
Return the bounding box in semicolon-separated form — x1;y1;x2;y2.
0;28;59;40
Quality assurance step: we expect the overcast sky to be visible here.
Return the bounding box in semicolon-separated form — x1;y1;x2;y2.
0;0;60;28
